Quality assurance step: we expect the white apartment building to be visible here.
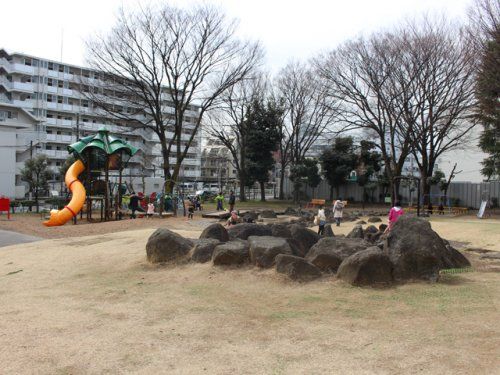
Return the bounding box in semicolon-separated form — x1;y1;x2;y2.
0;49;201;198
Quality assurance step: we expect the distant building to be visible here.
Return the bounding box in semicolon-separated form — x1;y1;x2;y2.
200;138;237;190
0;48;201;198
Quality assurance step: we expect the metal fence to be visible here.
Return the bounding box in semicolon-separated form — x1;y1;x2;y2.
281;178;500;209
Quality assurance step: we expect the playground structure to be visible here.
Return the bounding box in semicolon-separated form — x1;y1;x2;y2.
43;129;137;226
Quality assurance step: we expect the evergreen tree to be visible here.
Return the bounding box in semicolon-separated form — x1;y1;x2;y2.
289;158;321;201
20;155;51;213
477;30;500;180
357;141;382;207
245;99;282;201
320;137;357;200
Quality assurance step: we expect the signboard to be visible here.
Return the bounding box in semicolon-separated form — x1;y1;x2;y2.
384;196;392;204
477;200;487;219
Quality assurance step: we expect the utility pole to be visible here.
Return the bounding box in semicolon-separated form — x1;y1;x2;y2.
76;113;80;141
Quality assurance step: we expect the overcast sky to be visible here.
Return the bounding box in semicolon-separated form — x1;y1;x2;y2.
1;0;472;73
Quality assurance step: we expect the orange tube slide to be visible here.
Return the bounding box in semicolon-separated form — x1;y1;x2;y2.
43;159;86;227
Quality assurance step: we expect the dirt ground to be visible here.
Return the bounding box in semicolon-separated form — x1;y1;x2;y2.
0;213;499;374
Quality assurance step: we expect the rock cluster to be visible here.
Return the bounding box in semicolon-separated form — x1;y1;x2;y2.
146;216;471;286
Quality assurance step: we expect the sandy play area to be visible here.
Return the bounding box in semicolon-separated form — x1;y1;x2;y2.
0;214;499;374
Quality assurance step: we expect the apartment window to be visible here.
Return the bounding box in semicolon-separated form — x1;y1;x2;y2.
83;70;90;78
57;96;63;104
47;113;54;118
68;99;73;105
64;116;72;121
64;66;70;74
82;100;89;108
56;146;61;150
47;78;54;87
24;58;32;66
46;130;52;134
56;162;61;166
47;95;53;103
32;59;39;67
58;65;64;73
48;62;54;71
46;145;52;150
57;80;63;88
56;131;61;135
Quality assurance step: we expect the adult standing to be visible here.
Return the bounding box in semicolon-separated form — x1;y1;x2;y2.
317;205;326;235
129;192;144;219
228;190;236;212
333;198;344;227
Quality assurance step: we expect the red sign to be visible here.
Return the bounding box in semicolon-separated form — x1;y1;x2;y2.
0;197;10;219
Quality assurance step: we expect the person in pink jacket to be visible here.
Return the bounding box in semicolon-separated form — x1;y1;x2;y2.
386;201;404;232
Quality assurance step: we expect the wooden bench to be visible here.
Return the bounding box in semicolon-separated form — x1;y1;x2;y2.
306;199;326;208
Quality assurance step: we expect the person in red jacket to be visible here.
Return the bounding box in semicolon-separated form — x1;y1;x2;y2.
386;201;404;232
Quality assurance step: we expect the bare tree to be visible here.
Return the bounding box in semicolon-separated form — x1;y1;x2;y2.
467;0;500;44
396;19;477;202
206;76;266;201
315;34;413;203
275;61;339;200
85;4;263;193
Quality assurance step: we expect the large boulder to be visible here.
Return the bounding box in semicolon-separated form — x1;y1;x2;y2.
199;223;229;242
227;223;272;240
284;207;299;216
442;243;471;269
285;238;306;257
259;209;277;219
275;254;322;281
248;236;293;268
337;247;393;286
367;216;382;223
365;231;384;243
364;225;378;234
346;225;364;239
305;237;370;272
212;241;249;266
241;211;259;223
146;228;194;263
323;224;335;237
190;238;220;263
289;224;321;256
269;223;292;238
384;216;448;282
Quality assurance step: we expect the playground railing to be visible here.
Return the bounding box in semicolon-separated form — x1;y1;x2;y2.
405;206;469;216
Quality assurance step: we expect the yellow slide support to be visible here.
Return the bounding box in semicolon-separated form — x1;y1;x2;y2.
43;159;86;227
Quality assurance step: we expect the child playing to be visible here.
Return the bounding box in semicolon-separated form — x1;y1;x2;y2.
385;201;404;232
225;211;241;227
146;202;155;218
317;205;326;235
187;200;195;220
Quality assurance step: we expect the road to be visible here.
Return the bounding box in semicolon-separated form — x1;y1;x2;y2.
0;229;42;248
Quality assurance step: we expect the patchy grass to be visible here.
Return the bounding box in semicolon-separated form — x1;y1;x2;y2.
0;223;499;373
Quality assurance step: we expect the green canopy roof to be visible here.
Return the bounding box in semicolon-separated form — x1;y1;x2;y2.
67;128;138;158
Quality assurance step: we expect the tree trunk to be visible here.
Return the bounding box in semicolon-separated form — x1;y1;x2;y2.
279;167;286;200
362;187;366;210
35;191;39;214
260;181;266;201
239;181;246;202
391;179;400;205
